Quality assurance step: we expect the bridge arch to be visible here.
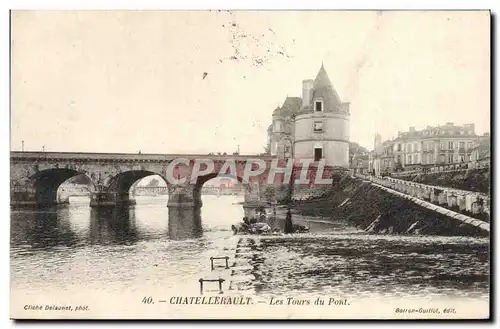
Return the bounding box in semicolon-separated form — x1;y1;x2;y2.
29;168;97;207
191;173;249;207
96;170;171;206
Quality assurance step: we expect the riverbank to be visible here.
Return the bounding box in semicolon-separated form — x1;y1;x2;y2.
292;174;488;237
225;232;489;304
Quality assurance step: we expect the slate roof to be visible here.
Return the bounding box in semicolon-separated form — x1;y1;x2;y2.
273;97;302;117
310;64;342;111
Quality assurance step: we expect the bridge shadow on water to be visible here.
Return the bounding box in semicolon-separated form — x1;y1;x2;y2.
10;206;144;250
89;206;141;245
10;202;206;252
10;210;81;250
89;205;203;243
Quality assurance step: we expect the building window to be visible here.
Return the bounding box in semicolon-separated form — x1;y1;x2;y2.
408;155;412;164
448;154;454;163
440;154;445;163
315;101;323;112
428;154;434;164
274;121;281;132
448;141;453;150
459;142;465;151
313;121;324;132
314;147;323;161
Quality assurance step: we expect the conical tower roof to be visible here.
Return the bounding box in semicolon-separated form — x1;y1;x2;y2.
272;106;281;116
311;64;341;110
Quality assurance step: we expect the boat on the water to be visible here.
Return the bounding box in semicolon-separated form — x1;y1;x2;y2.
231;208;310;235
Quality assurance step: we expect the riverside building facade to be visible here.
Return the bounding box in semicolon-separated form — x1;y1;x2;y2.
369;123;489;175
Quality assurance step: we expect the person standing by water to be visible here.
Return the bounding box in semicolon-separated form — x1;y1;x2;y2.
284;208;293;234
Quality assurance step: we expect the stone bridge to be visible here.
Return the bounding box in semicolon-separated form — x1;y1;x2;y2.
10;151;334;238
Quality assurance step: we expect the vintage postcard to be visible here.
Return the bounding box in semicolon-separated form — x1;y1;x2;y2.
9;10;491;320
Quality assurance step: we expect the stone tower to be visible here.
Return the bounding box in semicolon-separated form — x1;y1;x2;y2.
293;64;350;167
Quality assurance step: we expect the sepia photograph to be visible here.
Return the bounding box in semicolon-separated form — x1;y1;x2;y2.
8;9;491;320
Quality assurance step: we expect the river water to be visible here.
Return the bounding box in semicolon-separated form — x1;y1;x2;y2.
10;195;489;316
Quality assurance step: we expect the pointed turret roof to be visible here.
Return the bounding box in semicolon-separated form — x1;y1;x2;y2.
272;106;281;116
311;64;341;110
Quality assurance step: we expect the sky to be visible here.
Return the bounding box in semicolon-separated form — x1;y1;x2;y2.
10;10;490;154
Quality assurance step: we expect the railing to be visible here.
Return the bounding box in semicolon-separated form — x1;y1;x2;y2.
390;161;489;177
356;173;490;216
10;151;276;162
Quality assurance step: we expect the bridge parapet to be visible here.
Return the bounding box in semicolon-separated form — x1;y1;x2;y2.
357;174;490;217
10;151;276;163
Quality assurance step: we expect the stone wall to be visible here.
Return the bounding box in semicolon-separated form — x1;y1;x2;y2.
293;173;488;237
393;168;490;194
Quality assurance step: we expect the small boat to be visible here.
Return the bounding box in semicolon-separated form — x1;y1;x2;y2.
292;223;310;233
232;222;272;235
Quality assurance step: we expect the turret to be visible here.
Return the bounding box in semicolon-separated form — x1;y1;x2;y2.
293;63;350;168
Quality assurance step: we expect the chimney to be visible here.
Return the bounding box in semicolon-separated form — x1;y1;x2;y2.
302;79;314;109
409;126;415;133
374;133;382;149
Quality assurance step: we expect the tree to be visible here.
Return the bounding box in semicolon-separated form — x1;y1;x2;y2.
146;178;160;188
263;186;276;202
68;174;90;185
349;141;369;157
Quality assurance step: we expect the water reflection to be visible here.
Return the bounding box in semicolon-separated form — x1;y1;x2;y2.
89;206;140;245
167;205;203;240
10;196;489;300
10;210;81;250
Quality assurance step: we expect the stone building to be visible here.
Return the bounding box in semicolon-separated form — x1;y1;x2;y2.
369;123;488;175
267;64;350;168
470;133;491;167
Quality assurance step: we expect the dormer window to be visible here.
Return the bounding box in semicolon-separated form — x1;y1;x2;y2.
315;100;323;112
